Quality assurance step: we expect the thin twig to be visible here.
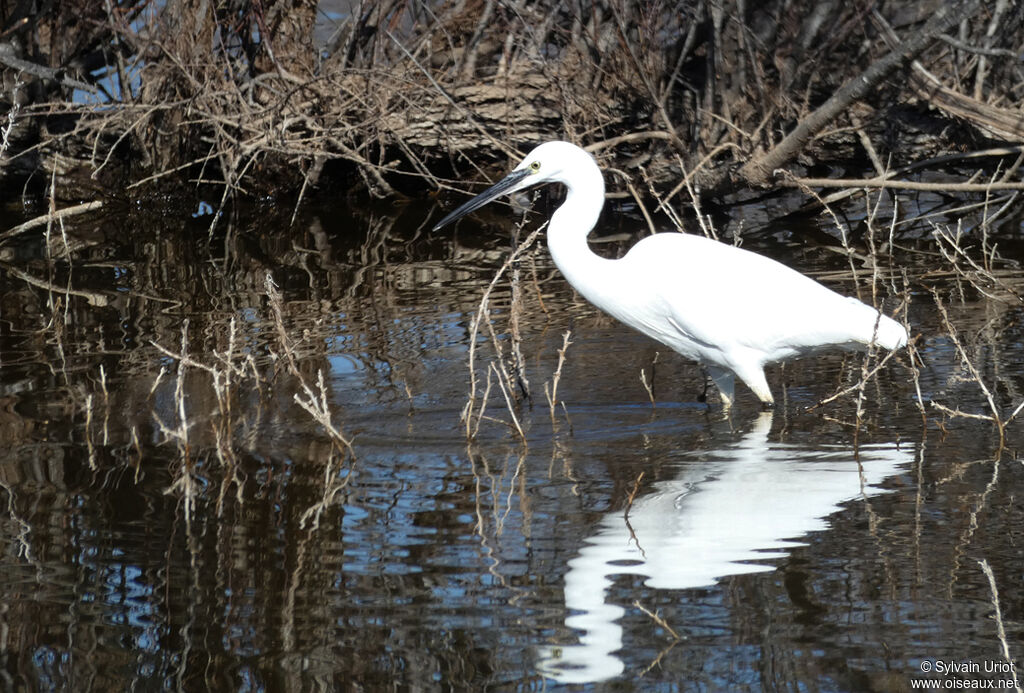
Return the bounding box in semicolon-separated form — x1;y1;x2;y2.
633;600;682;641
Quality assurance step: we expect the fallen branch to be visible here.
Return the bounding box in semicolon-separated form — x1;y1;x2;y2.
0;260;109;306
0;201;105;241
739;0;983;186
785;177;1024;192
0;41;98;94
798;146;1024;210
874;10;1024;141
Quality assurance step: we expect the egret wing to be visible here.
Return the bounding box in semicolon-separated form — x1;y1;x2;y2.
626;233;879;361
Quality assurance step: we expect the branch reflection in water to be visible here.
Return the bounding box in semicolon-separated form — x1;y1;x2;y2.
537;412;912;684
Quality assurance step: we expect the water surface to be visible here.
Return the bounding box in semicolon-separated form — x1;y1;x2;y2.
0;189;1021;691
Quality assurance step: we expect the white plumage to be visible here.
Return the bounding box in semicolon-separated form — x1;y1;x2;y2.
434;141;907;407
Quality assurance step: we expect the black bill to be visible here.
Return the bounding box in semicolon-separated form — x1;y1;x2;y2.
432;168;532;231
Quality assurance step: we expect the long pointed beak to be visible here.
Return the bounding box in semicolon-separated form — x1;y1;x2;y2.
432;168;532;231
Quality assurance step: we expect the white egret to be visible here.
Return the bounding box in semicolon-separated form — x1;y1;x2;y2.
433;141;908;408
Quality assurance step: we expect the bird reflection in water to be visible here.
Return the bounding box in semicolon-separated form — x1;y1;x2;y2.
536;412;911;683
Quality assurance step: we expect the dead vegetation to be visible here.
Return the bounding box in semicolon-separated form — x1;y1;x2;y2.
1;0;1022;213
1;0;1023;532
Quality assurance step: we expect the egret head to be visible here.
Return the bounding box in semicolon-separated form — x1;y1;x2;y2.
432;141;597;231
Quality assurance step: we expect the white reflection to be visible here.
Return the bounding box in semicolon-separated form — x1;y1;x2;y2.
537;412;911;683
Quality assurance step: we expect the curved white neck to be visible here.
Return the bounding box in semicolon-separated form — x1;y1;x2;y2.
545;168;611;300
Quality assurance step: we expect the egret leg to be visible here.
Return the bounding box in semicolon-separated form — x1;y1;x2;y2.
730;361;774;409
706;366;735;408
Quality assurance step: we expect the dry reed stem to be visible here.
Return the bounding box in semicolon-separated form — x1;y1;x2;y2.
544;330;573;424
930;288;1007;445
677;160;717;241
494;454;526;536
465;448;523;596
907;194;1023;430
212;316;244;515
509;256;530;401
899;274;929;429
130;425;142;482
657;143;742;216
932;221;1022;305
624;471;645;521
146;276;356;525
977;558;1023;693
813;344;899;412
946;457;1003;597
469;367;493;440
490;362;526;443
0;77;20;159
605;167;656;234
483;307;518;405
798;188;908;414
851;188;888;435
633;600;682;641
148;366;167;398
462;223;545;440
638;166;683;234
265;273;355;458
149;317;249;519
298;446;347;530
815;190;864;300
0;477;40;574
639;368;656;407
266;276;355;524
154;320;197;529
84;394;97;470
98;365;110;446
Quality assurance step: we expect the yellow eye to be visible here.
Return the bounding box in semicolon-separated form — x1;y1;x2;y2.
530;161;541;172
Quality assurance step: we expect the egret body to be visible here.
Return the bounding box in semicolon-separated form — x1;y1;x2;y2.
433;141;907;407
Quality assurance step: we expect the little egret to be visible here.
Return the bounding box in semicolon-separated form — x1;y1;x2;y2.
433;141;908;408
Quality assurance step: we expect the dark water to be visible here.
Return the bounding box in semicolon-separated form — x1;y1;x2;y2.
0;187;1021;691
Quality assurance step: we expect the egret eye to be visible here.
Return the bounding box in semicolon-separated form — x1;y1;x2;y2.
530;161;541;172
